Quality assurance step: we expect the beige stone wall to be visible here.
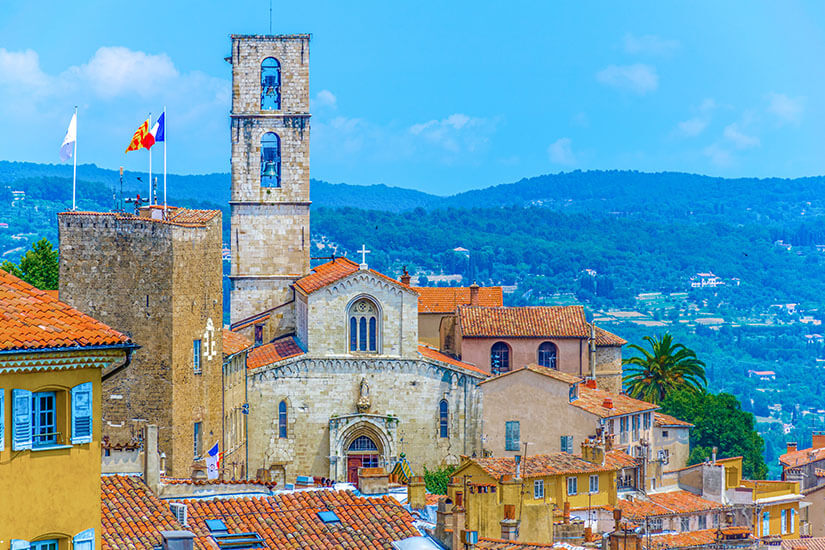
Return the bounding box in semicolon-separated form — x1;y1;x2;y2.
305;271;420;359
480;369;600;457
223;350;248;478
595;346;623;394
58;213;224;477
229;35;311;324
247;356;483;482
653;425;690;471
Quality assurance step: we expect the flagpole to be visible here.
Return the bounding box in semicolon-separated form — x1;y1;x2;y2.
72;106;77;211
148;112;152;204
163;106;167;215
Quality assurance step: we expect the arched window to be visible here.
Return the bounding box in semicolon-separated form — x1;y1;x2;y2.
261;57;281;110
261;132;281;188
439;399;449;438
278;400;287;438
348;435;378;452
348;298;379;353
538;342;558;369
490;342;510;375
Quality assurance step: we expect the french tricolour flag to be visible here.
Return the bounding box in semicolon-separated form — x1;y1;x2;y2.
141;112;165;149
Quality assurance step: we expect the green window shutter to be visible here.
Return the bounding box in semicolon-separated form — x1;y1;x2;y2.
73;528;95;550
0;388;5;452
71;382;94;444
11;540;30;550
12;389;32;450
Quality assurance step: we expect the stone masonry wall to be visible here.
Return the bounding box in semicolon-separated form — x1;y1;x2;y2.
247;357;483;482
594;346;623;394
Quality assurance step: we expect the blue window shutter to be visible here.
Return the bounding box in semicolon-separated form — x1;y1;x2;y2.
72;382;93;444
0;388;5;452
11;540;30;550
73;528;95;550
12;389;32;451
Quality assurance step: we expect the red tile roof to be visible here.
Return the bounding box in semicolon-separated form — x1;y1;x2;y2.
779;446;825;468
605;450;639;469
476;539;555;549
469;452;620;480
101;475;211;550
458;305;590;338
247;336;304;370
572;386;658;418
59;207;220;227
418;344;488;376
643;529;723;549
654;412;694;428
595;326;627;346
184;490;420;549
294;257;412;295
222;329;253;357
414;286;504;313
477;363;582;386
617;491;721;520
0;269;132;352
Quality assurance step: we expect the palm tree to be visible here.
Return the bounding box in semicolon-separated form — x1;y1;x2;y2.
622;334;707;404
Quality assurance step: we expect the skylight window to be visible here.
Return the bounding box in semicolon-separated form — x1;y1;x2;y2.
318;510;340;524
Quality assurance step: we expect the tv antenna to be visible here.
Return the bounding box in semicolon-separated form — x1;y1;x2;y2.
269;0;273;34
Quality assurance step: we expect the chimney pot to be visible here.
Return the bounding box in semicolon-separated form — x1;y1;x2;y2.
603;398;613;409
585;379;597;389
787;442;798;454
400;267;411;286
469;283;480;306
503;504;516;520
813;433;825;450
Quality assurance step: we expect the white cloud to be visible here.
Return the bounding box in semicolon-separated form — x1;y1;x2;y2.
548;137;575;165
0;48;50;89
704;144;732;167
623;34;680;56
65;47;179;98
409;113;493;153
596;64;658;95
767;92;804;124
312;89;337;109
723;123;760;149
677;118;709;137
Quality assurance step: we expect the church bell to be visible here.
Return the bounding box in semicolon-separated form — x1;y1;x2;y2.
262;161;278;178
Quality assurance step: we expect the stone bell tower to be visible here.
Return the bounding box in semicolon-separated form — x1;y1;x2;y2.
228;34;311;323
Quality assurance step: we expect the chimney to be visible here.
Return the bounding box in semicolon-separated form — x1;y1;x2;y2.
712;447;718;464
400;266;411;286
603;398;614;409
469;283;480;306
500;504;519;541
787;442;798;454
452;501;466;550
407;476;426;510
160;531;195;550
813;432;825;450
143;424;160;495
585;379;597;389
435;497;454;543
563;501;571;524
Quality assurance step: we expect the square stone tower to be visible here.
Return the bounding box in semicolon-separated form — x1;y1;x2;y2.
229;34;311;324
58;207;224;478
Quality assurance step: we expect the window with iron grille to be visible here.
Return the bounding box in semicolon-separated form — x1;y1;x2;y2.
538;342;557;369
491;342;510;374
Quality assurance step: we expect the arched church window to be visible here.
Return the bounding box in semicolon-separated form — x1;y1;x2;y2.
278;400;287;438
348;298;380;353
261;132;281;188
538;342;558;369
439;399;449;438
348;435;378;452
491;342;510;375
261;57;281;110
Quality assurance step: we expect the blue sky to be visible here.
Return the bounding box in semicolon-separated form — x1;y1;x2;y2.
1;1;824;195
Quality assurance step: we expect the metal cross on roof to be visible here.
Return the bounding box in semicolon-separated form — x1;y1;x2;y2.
358;244;371;269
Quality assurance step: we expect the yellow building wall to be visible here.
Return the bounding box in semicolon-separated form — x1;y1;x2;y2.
0;366;103;549
742;480;801;540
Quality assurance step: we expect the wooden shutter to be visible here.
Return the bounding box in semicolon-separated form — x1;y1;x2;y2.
73;528;95;550
10;540;30;550
72;382;93;444
11;389;32;451
0;389;4;452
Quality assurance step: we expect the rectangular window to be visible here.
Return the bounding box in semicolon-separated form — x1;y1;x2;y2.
781;509;787;535
681;517;690;531
643;412;651;429
534;479;544;499
505;421;520;452
31;391;57;448
194;421;202;458
620;417;628;432
193;339;202;374
713;514;719;528
31;541;59;550
561;435;573;454
567;476;578;496
791;508;796;533
662;430;669;438
698;515;706;530
762;511;770;536
589;474;599;494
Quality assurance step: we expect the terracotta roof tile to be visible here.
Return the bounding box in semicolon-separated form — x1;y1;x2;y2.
222;329;253;356
781;537;825;550
477;364;582;386
414;286;504;313
780;446;825;468
183;490;419;549
644;529;724;549
247;336;304;369
418;344;488;376
595;326;627;346
617;491;722;521
458;305;590;338
471;452;621;479
0;269;132;352
101;475;211;550
59;207;219;227
572;386;658;418
654;412;694;428
605;450;639;469
294;257;412;295
476;538;555;549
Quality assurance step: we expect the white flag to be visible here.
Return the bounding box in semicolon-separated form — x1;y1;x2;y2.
206;454;220;480
59;113;76;161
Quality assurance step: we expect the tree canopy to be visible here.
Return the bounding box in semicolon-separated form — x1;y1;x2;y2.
0;238;59;290
623;334;707;404
660;389;768;479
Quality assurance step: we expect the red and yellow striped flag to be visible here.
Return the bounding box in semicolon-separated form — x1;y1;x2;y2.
125;118;150;153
